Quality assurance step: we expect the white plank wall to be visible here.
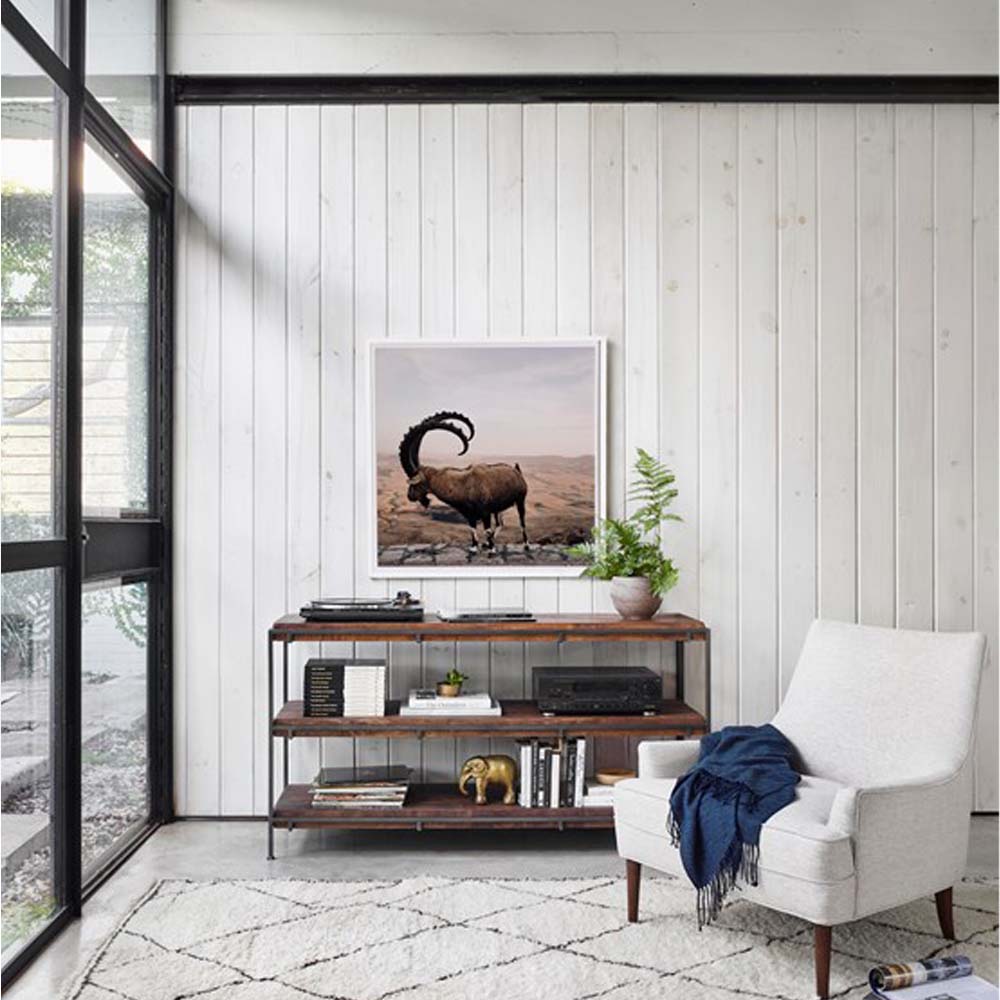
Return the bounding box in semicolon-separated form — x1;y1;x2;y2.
174;102;999;816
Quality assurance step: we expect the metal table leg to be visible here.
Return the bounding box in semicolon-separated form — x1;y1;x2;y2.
267;636;275;860
675;640;685;703
704;630;712;732
282;641;290;790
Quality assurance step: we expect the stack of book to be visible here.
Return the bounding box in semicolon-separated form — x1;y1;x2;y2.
582;780;616;808
303;658;387;717
517;737;587;808
344;662;387;717
399;689;502;717
309;765;411;809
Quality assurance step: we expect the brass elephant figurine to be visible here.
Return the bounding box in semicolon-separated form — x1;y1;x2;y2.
458;754;517;805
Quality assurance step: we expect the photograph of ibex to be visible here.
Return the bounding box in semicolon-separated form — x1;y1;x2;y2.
371;341;604;575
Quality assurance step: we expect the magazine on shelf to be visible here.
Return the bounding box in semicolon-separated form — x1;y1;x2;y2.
864;956;997;999
399;698;501;717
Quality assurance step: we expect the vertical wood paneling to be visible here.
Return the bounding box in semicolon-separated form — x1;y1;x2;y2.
592;104;625;621
856;105;896;627
176;99;998;815
777;104;817;697
658;104;699;708
737;104;778;724
816;107;858;624
286;106;322;785
319;105;356;772
251;105;288;816
556;104;594;620
973;106;999;810
218;105;255;811
698;105;740;729
933;106;975;637
183;106;222;814
895;107;934;629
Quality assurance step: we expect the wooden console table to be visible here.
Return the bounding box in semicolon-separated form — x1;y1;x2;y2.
266;613;711;858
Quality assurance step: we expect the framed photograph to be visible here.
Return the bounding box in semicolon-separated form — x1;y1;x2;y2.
370;339;606;577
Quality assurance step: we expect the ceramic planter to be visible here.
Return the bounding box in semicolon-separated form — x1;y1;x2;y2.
609;576;662;620
436;682;462;697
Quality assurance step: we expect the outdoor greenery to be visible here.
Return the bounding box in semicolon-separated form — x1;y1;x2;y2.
569;448;681;597
2;183;150;657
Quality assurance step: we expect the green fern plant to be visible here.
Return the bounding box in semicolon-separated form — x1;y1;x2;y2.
569;448;681;597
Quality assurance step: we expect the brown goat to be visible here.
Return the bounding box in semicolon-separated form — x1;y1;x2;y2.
398;412;529;551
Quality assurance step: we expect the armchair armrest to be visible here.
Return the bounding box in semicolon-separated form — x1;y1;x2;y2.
637;740;701;779
828;766;973;919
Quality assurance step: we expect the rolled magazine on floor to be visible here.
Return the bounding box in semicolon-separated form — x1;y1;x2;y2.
865;956;997;999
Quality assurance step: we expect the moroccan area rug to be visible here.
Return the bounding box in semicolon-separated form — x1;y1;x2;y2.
68;876;998;1000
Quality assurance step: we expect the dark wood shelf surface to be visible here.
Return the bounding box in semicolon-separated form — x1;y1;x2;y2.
273;699;707;739
270;612;708;644
272;783;614;830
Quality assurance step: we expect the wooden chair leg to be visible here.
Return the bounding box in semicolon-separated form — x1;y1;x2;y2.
626;860;641;923
814;925;832;999
935;887;955;939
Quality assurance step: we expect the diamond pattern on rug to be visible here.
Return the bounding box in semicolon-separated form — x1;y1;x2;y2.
569;877;692;918
125;881;315;951
279;924;542;999
687;939;872;1000
66;875;998;1000
90;948;246;1000
571;915;761;974
471;896;624;946
187;901;445;978
392;880;543;922
399;948;660;1000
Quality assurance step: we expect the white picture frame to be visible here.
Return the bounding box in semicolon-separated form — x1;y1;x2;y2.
369;339;606;579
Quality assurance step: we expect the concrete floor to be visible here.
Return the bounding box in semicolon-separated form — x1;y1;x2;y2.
7;816;998;999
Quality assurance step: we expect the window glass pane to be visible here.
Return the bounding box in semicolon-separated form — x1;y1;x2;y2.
0;3;58;55
1;32;64;542
81;580;148;877
86;0;157;161
82;138;149;515
1;568;59;960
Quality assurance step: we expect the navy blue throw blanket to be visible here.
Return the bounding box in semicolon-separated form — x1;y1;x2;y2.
668;723;800;927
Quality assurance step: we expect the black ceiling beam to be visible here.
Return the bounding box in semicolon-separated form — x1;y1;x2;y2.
172;73;999;106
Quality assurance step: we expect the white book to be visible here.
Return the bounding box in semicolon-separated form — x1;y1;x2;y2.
573;737;586;807
519;743;530;807
549;750;561;808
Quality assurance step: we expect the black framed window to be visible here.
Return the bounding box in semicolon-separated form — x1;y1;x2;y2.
0;0;170;986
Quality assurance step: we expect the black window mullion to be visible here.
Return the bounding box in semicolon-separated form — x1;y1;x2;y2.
57;0;86;924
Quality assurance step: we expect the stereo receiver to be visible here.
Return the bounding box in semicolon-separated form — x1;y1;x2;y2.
532;666;661;716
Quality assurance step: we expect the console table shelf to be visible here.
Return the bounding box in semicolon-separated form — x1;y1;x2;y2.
273;699;706;740
266;613;711;858
273;783;614;831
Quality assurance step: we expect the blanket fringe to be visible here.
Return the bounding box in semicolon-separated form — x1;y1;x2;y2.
668;806;760;930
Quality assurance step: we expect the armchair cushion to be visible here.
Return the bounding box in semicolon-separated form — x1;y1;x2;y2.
615;775;854;884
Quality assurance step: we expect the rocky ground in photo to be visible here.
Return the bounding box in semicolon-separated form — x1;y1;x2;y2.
377;453;596;550
378;541;582;567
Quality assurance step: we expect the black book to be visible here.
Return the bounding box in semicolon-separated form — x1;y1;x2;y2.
538;747;550;808
305;659;346;717
530;739;540;809
563;740;576;808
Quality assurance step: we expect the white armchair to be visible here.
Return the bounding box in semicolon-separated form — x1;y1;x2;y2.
614;619;987;999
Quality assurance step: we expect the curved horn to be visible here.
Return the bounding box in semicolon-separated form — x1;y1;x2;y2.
398;411;476;477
